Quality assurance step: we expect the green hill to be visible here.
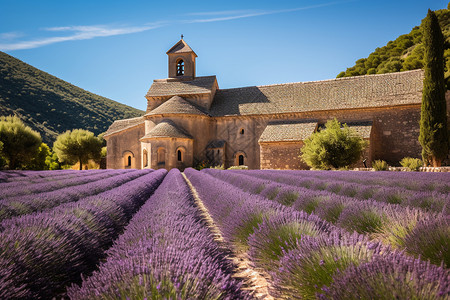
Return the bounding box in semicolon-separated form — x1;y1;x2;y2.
337;5;450;86
0;51;144;145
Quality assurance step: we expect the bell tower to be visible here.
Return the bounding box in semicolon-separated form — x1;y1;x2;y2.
166;36;197;80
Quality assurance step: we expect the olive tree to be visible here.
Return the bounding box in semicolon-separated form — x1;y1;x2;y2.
0;116;42;169
300;119;367;170
53;129;102;170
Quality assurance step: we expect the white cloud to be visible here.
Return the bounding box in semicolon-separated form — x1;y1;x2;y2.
0;32;24;40
0;1;353;51
187;12;268;23
186;10;260;16
0;24;161;51
187;1;354;23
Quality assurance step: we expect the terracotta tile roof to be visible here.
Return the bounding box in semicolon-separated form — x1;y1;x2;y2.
166;39;197;56
146;76;217;97
145;96;209;116
259;121;318;143
210;70;424;116
104;116;144;137
140;120;192;140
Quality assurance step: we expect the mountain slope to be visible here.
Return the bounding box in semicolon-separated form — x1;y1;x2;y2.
337;6;450;85
0;51;144;145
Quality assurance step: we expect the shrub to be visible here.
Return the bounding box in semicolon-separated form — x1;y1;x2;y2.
211;164;224;170
372;160;389;171
300;119;367;170
227;165;248;170
400;157;423;171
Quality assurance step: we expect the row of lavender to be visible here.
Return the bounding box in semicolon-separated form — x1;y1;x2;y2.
230;169;450;214
68;169;250;299
0;169;149;222
256;169;450;193
0;169;96;183
0;169;128;199
185;169;449;299
204;169;449;268
0;169;167;299
0;169;107;187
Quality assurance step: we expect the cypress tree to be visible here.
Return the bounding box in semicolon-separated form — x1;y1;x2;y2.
419;9;449;167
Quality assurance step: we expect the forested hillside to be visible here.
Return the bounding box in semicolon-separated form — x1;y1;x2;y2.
0;51;144;145
337;5;450;87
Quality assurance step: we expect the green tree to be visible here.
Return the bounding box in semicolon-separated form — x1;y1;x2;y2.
0;141;5;168
45;151;62;170
53;129;102;170
0;116;42;169
301;119;368;170
27;143;51;170
419;10;449;167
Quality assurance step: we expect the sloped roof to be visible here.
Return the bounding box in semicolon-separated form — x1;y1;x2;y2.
210;70;424;117
206;140;226;149
140;120;192;140
347;122;373;139
166;39;197;57
317;121;373;139
146;76;217;97
146;96;208;116
259;121;318;143
104;116;145;137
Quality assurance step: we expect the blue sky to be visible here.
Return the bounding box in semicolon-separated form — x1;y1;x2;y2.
0;0;448;111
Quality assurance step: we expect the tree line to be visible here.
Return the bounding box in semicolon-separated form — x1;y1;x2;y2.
337;4;450;89
0;116;105;170
302;9;448;169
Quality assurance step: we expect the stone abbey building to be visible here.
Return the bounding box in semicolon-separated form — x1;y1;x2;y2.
104;38;429;170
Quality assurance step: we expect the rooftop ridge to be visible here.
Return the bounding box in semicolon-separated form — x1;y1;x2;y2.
217;69;424;92
153;75;217;83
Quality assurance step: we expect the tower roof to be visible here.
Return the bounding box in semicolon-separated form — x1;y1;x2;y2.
140;120;192;140
145;96;209;116
146;75;217;97
166;39;197;57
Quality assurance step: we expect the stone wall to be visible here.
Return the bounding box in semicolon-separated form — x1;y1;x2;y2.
149;115;212;166
106;124;145;169
260;142;308;169
214;104;424;169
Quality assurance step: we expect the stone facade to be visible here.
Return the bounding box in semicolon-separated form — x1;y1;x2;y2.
104;39;449;170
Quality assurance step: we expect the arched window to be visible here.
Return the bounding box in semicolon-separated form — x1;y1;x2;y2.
238;155;244;166
176;59;184;76
157;148;166;165
123;151;134;169
143;149;148;168
177;150;182;161
240;128;245;135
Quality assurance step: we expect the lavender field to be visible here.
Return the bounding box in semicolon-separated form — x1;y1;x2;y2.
0;168;448;299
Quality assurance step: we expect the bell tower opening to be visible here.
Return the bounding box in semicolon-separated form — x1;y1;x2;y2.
166;36;197;79
176;59;185;76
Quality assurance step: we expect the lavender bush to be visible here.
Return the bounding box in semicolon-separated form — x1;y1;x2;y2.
204;169;447;267
273;233;386;299
0;169;127;199
319;252;449;299
68;169;250;299
0;169;148;221
237;169;449;214
0;169;166;299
